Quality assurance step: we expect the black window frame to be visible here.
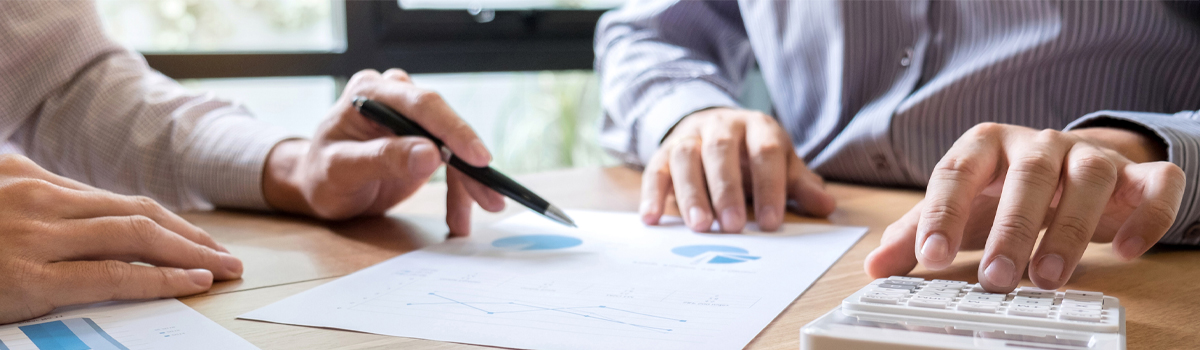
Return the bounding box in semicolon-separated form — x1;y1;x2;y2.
144;1;607;79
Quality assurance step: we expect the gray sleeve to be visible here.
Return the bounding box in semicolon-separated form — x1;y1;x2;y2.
594;0;755;166
1065;110;1200;245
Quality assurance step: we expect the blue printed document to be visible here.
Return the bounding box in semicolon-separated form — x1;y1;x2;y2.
0;299;256;350
241;210;867;350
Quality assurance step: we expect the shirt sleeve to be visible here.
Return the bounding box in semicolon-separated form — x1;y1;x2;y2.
1065;110;1200;245
594;0;754;166
0;1;298;212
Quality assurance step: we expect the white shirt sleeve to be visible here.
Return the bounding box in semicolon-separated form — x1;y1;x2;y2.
0;0;298;211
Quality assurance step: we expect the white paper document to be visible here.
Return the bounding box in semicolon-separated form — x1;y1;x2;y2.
0;298;257;350
241;210;867;350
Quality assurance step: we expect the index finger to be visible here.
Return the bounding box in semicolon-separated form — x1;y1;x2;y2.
916;124;1004;270
366;82;492;167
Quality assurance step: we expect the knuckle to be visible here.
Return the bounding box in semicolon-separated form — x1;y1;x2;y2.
97;261;132;299
348;69;381;85
702;136;737;155
1068;155;1117;188
131;196;165;215
1143;198;1179;226
411;90;445;110
3;179;57;207
1034;128;1065;143
921;202;969;225
1050;214;1094;246
0;153;34;170
752;141;785;159
932;156;981;182
1010;154;1060;187
125;215;163;246
966;122;1005;138
673;139;701;158
383;68;409;79
992;214;1042;245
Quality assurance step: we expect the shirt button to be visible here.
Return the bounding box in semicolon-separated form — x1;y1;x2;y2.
1188;225;1200;238
872;154;890;170
900;48;914;67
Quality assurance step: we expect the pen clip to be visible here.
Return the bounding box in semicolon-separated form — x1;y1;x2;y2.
439;145;454;163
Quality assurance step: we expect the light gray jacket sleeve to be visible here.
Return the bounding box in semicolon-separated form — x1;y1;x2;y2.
594;0;755;166
1065;110;1200;245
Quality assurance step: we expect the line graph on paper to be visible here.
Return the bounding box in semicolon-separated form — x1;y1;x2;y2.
334;268;760;341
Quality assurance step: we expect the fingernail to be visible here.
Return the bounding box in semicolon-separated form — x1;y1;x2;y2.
984;255;1016;288
688;207;709;231
219;253;243;275
720;208;742;232
187;269;213;288
469;139;491;164
920;233;949;263
215;242;230;254
1036;254;1065;282
1118;236;1146;259
408;143;439;175
758;205;778;228
639;202;658;225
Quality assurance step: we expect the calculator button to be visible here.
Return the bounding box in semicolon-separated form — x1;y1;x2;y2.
963;292;1006;302
931;279;967;285
1060;301;1102;311
1059;310;1103;322
1008;305;1051;318
888;276;924;283
917;291;958;298
925;283;964;289
957;303;999;313
921;287;961;294
908;297;950;309
1064;290;1103;302
968;284;986;292
1016;287;1057;298
1011;296;1053;306
878;283;918;291
885;280;922;286
861;295;902;304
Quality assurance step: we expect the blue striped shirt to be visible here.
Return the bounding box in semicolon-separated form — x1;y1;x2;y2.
596;0;1200;244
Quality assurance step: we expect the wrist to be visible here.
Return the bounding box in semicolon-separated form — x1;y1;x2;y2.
1068;127;1168;163
262;139;315;216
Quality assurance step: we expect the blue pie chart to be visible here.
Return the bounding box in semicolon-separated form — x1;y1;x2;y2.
492;234;583;251
671;245;761;264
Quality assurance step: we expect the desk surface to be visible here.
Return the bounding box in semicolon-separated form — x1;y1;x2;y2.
179;167;1200;349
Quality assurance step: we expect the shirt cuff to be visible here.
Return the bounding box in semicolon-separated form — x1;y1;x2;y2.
635;81;739;165
179;106;300;212
1064;110;1200;244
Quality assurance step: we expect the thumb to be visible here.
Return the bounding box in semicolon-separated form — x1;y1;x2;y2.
325;136;442;188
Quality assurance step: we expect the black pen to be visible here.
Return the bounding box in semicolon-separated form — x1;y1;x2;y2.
352;97;577;228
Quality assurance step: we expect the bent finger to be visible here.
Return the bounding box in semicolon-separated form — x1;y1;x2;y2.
700;119;747;233
1030;145;1118;289
746;116;788;231
865;200;924;278
368;84;491;167
669;136;714;232
640;150;672;225
446;168;475;237
917;124;1003;271
1112;162;1186;260
979;130;1070;292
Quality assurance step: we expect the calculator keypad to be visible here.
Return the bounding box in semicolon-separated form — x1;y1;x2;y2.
843;276;1121;333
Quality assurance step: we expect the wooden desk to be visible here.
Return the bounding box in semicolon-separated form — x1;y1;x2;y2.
179;167;1200;349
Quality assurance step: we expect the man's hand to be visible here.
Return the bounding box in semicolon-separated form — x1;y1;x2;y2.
0;154;242;324
641;107;835;232
865;123;1184;292
263;69;504;235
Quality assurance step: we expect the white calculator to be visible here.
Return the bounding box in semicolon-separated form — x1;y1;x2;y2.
800;276;1124;350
